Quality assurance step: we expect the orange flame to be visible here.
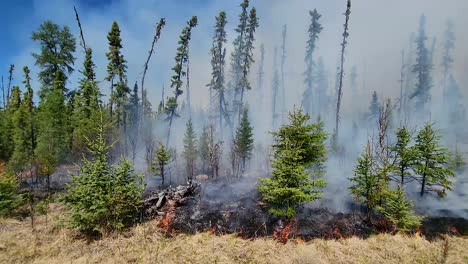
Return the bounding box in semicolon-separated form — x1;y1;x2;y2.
333;227;344;240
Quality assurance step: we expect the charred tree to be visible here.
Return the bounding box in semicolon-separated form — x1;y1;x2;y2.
257;44;265;111
334;0;351;140
271;47;280;130
303;9;323;116
280;25;287;124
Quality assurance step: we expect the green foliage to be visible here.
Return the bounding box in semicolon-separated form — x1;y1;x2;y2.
106;21;128;127
389;127;417;185
349;143;386;211
183;119;197;181
233;107;254;173
410;14;432;110
258;107;326;218
165;16;198;118
72;48;102;156
36;70;70;171
62;117;144;235
0;172;23;216
151;143;171;186
209;11;229;132
414;123;455;197
32;21;76;94
377;186;423;231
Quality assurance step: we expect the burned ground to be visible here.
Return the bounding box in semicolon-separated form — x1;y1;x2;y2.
143;179;468;241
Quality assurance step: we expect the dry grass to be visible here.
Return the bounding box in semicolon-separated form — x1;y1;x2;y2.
1;204;467;264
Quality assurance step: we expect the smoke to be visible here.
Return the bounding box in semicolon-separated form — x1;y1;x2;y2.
3;0;468;217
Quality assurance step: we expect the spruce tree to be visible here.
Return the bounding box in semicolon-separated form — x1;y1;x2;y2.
0;171;22;216
410;14;432;112
62;114;143;235
231;0;250;120
72;48;101;155
237;6;259;123
165;16;198;147
390;127;417;186
32;21;76;96
258;107;326;218
442;20;455;107
183;119;197;181
233;107;254;176
208;11;230;134
377;186;422;231
414;123;455;197
152;143;171;186
105;21;128;127
349;143;386;212
36;70;69;189
303;9;323;116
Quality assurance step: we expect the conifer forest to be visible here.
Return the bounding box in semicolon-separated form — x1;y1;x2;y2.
1;0;468;263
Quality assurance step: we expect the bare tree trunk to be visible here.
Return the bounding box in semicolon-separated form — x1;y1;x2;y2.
335;0;351;139
142;18;165;116
73;5;87;52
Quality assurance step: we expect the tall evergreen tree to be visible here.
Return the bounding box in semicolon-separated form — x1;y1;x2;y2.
32;21;76;96
414;123;455;197
208;11;230;135
233;107;254;176
303;9;323;116
165;16;198;147
105;21;128;128
237;6;259;123
231;0;250;122
410;14;432;112
72;48;101;155
271;47;280;130
183;119;197;181
258;107;326;218
36;70;69;190
442;19;455;107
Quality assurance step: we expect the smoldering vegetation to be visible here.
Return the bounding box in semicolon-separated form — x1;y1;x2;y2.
1;0;468;243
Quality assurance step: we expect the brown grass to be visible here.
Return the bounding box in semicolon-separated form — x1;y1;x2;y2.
1;204;467;264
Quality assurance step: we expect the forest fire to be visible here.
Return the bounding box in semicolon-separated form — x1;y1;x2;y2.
142;180;468;241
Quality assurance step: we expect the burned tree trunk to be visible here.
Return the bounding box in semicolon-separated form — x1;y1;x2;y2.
334;0;351;139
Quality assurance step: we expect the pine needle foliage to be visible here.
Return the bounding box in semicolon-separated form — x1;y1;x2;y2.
259;107;326;218
62;114;144;235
